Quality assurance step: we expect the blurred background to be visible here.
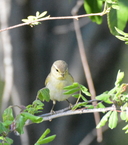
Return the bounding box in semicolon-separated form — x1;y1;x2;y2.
0;0;128;145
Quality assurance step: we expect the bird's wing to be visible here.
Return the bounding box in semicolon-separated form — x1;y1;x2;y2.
69;73;74;82
45;73;51;85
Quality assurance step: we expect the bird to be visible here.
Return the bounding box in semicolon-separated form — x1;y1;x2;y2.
45;60;74;112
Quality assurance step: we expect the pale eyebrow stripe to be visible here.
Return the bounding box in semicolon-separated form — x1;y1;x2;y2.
53;64;58;70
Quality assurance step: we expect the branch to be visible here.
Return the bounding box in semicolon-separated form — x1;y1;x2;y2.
43;106;115;121
25;105;116;126
71;0;102;142
0;10;108;32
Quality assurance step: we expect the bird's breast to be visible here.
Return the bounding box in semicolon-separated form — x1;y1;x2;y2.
46;76;73;101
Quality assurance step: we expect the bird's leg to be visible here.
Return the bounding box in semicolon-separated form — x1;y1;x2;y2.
50;100;56;114
66;99;73;109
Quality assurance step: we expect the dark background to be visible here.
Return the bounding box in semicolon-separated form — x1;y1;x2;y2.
0;0;128;145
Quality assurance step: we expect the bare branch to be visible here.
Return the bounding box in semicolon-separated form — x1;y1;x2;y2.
25;105;116;126
43;106;115;121
71;0;102;143
0;8;108;32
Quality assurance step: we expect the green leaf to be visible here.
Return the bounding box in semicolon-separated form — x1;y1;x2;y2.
0;136;13;145
122;124;128;131
108;111;118;129
16;113;42;135
37;135;56;144
2;107;14;122
120;111;126;120
115;27;128;43
36;11;40;17
15;115;27;134
107;0;128;35
5;137;13;145
96;93;112;104
72;102;88;110
84;0;103;24
21;19;30;23
64;88;79;95
0;122;8;134
84;91;91;96
38;11;48;18
80;85;91;96
64;82;79;90
2;107;14;128
112;4;119;10
27;16;36;20
39;128;50;140
64;83;81;95
125;130;128;134
123;125;128;133
96;111;112;128
22;11;50;27
3;120;13;127
72;94;80;98
35;128;56;144
33;100;44;107
81;94;88;102
26;100;44;114
115;27;128;36
85;105;94;109
115;70;124;86
0;136;5;143
116;35;128;42
72;104;80;110
121;103;128;111
64;83;91;96
37;88;50;102
21;112;43;123
97;102;105;109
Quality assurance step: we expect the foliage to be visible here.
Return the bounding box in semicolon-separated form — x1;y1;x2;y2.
0;98;55;145
107;0;128;35
22;11;50;27
64;70;128;133
115;27;128;44
35;129;56;145
84;0;103;24
83;0;128;36
1;69;128;144
1;0;128;144
96;70;128;132
37;88;50;102
64;82;92;110
20;0;128;44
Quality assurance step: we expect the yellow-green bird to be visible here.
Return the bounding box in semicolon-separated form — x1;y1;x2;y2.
45;60;74;111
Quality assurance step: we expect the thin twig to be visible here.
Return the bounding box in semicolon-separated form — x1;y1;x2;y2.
0;8;108;32
53;17;90;34
71;0;103;142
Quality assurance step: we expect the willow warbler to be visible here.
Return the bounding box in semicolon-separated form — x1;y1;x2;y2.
45;60;74;110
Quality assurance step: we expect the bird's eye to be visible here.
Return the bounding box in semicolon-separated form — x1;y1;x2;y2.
56;69;59;72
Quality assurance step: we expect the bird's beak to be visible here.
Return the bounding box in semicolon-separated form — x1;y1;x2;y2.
61;73;65;77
